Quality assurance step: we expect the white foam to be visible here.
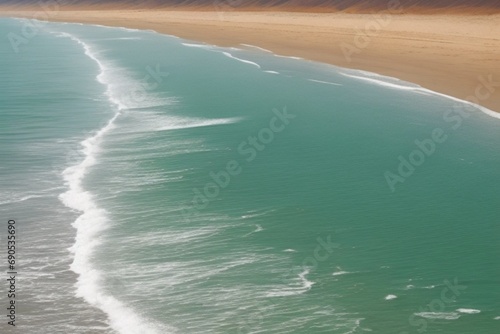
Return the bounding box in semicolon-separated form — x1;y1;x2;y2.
222;52;261;68
240;44;272;53
119;27;140;32
54;32;128;110
314;309;336;316
385;294;397;300
340;72;422;92
3;194;47;204
356;70;385;78
181;42;213;49
0;187;64;205
55;32;174;111
283;249;297;252
240;209;275;219
266;269;314;297
264;70;280;75
155;116;242;131
58;32;175;334
420;87;500;119
117;37;141;40
82;23;138;32
243;224;264;237
339;71;500;119
456;308;481;314
298;269;315;289
414;312;460;320
308;79;342;86
114;111;242;135
332;267;355;276
100;37;142;41
275;54;303;60
494;316;500;320
404;284;436;290
343;318;367;334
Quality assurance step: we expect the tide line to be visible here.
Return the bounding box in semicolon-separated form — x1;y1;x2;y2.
56;31;175;334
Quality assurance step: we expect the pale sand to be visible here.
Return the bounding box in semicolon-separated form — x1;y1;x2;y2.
2;8;500;113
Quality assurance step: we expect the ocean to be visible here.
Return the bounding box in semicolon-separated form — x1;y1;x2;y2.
0;17;499;334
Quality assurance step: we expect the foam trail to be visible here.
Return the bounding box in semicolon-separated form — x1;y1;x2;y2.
240;209;275;219
356;69;385;78
243;224;264;237
340;71;500;119
80;23;139;32
55;32;127;110
265;70;280;75
155;117;241;131
275;54;303;60
182;42;213;50
114;112;242;135
298;269;315;289
118;37;141;40
57;32;173;334
414;312;460;320
404;284;436;290
266;269;314;297
240;44;272;53
222;52;261;69
340;73;422;92
332;266;356;277
308;79;342;86
419;87;500;119
456;308;480;314
0;193;54;205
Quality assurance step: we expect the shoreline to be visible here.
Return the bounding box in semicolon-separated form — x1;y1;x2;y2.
2;8;500;113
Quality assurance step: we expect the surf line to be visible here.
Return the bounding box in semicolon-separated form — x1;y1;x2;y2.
57;31;169;334
384;74;500;192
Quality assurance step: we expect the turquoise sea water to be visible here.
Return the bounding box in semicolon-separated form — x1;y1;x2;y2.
1;18;499;334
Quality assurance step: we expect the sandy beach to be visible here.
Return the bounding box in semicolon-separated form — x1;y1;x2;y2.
2;7;499;112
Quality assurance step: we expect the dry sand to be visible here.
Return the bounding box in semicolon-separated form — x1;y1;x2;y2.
1;7;500;112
